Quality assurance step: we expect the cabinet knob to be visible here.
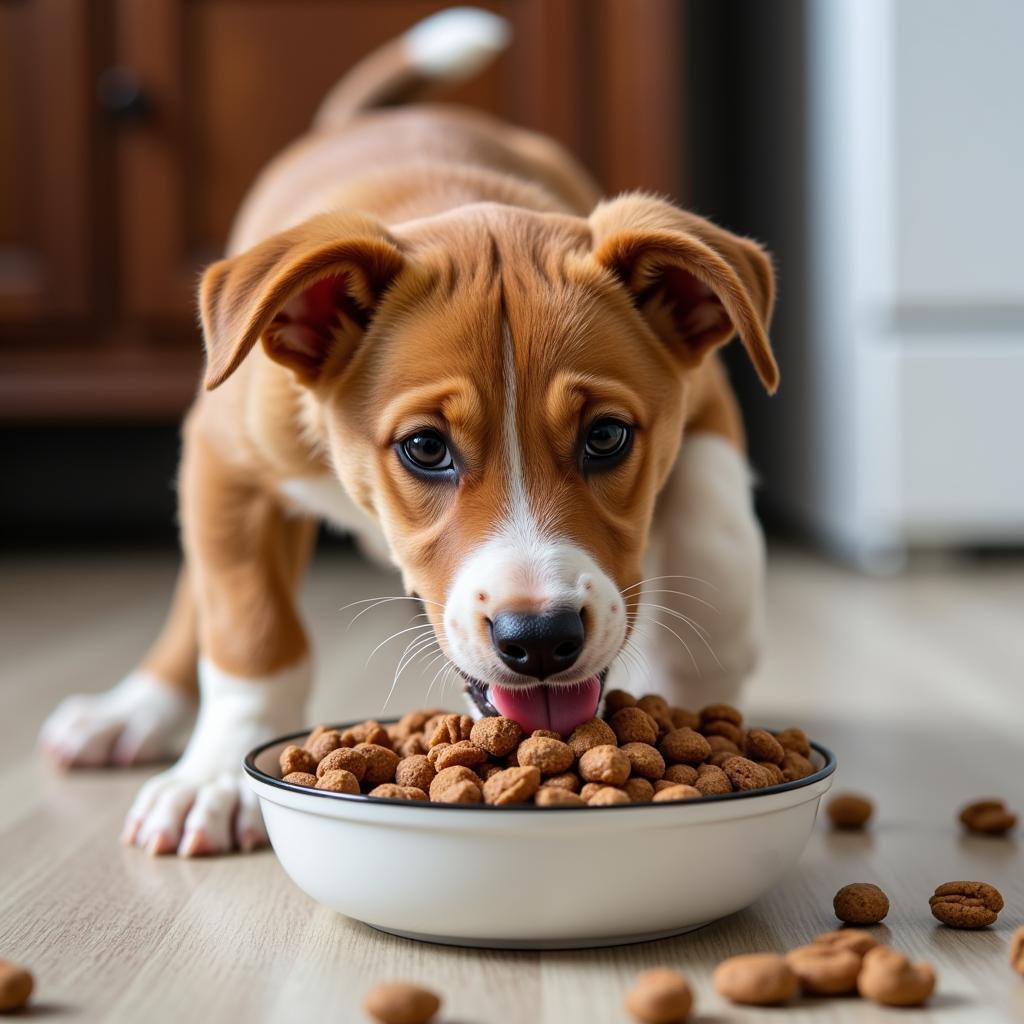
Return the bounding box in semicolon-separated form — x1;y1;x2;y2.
97;67;152;120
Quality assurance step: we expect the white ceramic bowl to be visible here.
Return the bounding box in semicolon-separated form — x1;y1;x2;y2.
245;726;835;949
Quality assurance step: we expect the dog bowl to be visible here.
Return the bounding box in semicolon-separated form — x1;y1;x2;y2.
244;724;835;949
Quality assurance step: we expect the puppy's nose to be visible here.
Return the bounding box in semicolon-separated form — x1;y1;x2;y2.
489;609;584;680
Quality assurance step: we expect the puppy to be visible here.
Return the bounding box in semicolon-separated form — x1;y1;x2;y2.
40;7;776;855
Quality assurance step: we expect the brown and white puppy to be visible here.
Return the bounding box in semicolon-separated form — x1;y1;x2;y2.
40;7;776;855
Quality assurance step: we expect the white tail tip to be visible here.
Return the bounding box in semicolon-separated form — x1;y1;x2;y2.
404;6;511;81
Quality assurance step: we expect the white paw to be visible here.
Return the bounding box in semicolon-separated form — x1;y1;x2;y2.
39;671;196;768
122;768;265;856
123;657;309;857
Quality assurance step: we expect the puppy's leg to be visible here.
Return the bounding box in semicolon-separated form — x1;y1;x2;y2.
629;432;766;710
39;567;200;768
123;431;316;856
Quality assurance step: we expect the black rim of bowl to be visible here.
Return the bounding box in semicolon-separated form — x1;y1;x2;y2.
244;720;837;812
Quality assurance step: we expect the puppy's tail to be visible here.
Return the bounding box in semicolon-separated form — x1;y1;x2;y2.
313;6;510;130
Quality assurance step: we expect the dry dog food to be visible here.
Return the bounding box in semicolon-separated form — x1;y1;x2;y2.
1011;927;1024;976
712;953;799;1006
0;961;33;1013
826;792;874;829
624;967;693;1023
929;880;1004;929
856;946;936;1007
280;695;818;806
959;798;1017;836
812;930;878;958
785;943;861;995
833;882;890;925
712;933;936;1009
363;981;441;1024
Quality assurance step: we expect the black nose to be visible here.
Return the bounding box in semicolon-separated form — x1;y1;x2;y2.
489;609;585;680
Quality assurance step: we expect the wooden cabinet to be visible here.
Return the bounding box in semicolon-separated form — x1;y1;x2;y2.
0;0;684;422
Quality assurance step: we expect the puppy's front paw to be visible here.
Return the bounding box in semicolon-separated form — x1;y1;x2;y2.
122;768;265;856
39;672;196;768
122;656;309;856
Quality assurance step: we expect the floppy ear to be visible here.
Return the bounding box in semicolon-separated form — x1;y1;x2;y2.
199;211;405;390
589;194;778;393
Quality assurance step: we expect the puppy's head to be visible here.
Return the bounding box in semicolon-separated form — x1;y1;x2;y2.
200;195;775;734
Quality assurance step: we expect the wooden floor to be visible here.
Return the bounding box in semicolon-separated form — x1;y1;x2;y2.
1;545;1021;1022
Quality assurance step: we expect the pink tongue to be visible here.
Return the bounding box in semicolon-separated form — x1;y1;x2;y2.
489;677;601;737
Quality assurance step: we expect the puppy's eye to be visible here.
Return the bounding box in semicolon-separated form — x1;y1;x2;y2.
399;430;454;474
583;419;632;468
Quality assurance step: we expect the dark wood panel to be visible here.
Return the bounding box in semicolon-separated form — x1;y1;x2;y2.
589;0;685;199
0;345;201;421
0;0;93;321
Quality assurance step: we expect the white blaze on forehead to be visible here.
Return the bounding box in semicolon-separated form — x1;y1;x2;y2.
440;318;626;689
500;317;542;550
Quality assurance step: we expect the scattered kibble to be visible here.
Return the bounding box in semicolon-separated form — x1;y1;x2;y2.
363;981;440;1024
624;967;693;1023
929;881;1004;929
826;792;874;830
959;798;1017;836
1010;927;1024;976
857;946;935;1007
0;961;33;1013
833;882;890;925
712;953;798;1006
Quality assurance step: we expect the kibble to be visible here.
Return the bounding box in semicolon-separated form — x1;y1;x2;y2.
929;880;1003;929
833;882;889;925
316;745;367;781
826;792;873;829
857;947;935;1007
713;953;798;1006
785;943;860;995
1010;926;1024;976
363;981;441;1024
278;694;820;807
578;744;631;785
469;716;523;757
812;930;878;958
624;967;693;1022
315;769;360;794
0;961;33;1013
959;798;1017;836
535;787;586;807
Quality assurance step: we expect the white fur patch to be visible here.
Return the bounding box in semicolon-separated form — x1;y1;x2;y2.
39;670;195;767
629;433;765;708
278;475;392;565
122;658;310;856
404;6;510;80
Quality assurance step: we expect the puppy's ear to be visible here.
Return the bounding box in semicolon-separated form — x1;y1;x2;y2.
589;194;778;393
199;211;404;390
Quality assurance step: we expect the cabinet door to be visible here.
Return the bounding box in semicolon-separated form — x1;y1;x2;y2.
0;0;92;323
114;0;516;325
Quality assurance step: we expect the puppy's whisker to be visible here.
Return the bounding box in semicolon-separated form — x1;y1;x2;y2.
644;618;700;675
619;574;719;595
627;602;713;640
628;589;720;615
382;635;440;712
620;636;654;688
627;602;723;671
364;623;435;666
342;594;444;631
